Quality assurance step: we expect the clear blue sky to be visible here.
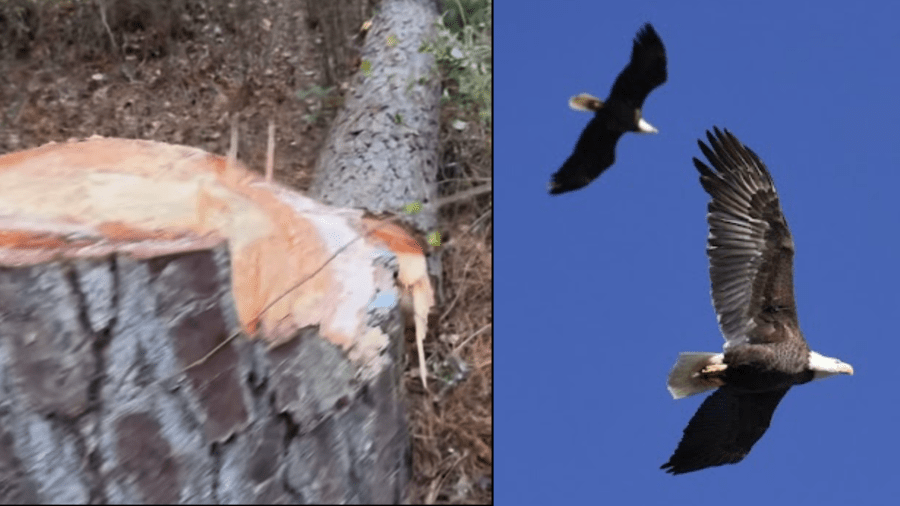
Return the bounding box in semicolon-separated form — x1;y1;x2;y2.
496;1;898;503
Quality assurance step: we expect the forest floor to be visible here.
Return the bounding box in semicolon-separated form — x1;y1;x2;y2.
0;0;491;503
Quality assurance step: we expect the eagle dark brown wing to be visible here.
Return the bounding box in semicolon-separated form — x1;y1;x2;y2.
548;109;625;194
661;387;790;474
608;23;667;109
694;128;799;347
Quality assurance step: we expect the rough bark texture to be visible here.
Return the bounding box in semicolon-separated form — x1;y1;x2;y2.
0;245;409;504
310;0;442;233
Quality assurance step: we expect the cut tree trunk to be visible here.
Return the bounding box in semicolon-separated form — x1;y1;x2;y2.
0;137;419;503
310;0;442;234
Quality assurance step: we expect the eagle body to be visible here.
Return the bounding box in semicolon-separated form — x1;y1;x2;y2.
661;129;853;475
592;99;648;133
720;345;814;393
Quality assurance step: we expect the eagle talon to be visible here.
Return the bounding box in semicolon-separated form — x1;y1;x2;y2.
699;363;727;376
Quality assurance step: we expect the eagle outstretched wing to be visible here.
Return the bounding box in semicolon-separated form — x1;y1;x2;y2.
548;112;624;194
694;128;799;348
608;23;667;109
661;387;790;474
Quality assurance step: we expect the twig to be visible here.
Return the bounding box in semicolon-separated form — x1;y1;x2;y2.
439;252;478;323
181;330;243;373
96;0;118;55
453;322;491;355
426;182;492;209
227;115;238;169
265;118;275;182
425;449;467;504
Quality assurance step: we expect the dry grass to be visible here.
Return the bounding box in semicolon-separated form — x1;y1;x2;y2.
403;3;493;499
405;99;492;504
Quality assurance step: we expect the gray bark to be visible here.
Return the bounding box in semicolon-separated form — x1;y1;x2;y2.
0;244;409;503
310;0;442;233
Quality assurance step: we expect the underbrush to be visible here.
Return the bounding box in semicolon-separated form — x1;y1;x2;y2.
409;1;493;503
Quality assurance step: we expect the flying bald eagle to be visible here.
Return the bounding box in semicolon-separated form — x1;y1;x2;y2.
548;23;667;195
661;128;854;475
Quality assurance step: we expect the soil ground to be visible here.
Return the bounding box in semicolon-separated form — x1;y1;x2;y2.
0;0;491;503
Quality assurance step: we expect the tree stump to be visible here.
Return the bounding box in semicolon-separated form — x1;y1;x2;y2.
0;137;417;503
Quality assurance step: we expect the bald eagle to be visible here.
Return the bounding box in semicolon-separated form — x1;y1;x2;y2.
661;128;854;475
548;23;667;195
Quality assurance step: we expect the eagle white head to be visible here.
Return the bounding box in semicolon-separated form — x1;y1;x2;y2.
808;350;854;380
636;117;658;134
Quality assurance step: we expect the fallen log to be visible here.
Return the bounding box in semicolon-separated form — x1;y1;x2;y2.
310;0;442;234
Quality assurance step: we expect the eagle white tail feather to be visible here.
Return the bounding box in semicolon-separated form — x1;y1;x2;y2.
568;93;603;112
666;352;724;399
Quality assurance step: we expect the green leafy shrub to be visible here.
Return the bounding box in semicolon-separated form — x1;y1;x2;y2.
421;0;492;126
